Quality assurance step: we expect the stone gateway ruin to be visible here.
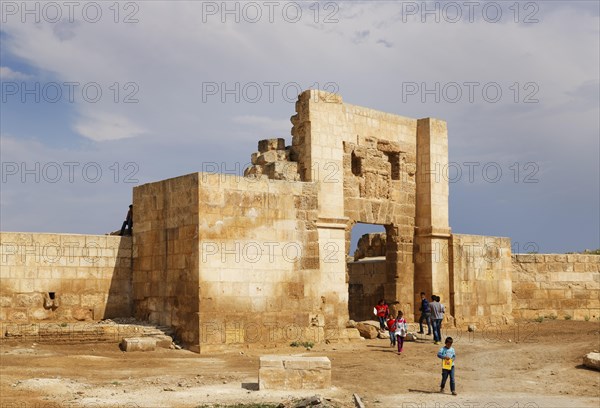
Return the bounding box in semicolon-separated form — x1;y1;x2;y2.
1;90;598;352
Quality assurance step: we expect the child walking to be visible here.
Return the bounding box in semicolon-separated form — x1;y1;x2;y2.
374;299;390;331
387;314;398;347
437;336;457;395
394;310;407;354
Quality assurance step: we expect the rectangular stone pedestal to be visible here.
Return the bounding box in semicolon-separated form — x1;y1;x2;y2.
258;355;331;390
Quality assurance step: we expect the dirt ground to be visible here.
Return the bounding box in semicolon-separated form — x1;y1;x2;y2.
1;320;599;408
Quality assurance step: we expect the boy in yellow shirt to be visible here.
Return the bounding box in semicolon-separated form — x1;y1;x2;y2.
437;336;457;395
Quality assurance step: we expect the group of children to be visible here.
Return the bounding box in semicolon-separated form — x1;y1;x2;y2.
374;298;457;396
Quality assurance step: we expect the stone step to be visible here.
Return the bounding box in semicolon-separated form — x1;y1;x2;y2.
0;321;175;346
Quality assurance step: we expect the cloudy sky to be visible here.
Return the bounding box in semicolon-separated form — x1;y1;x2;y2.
1;0;598;254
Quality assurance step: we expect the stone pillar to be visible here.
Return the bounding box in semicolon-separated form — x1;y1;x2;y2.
414;118;451;319
292;90;350;330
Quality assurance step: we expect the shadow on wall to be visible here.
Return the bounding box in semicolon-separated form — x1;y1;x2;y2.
105;236;133;319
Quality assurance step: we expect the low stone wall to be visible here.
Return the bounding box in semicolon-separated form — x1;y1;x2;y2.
512;254;600;320
0;320;173;344
0;232;132;322
450;234;513;325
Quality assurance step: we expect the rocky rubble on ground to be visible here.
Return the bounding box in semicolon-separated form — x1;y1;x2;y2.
355;320;418;341
583;352;600;370
276;395;338;408
356;321;379;339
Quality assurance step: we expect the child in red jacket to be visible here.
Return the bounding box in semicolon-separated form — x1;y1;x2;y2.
374;299;390;331
387;315;397;346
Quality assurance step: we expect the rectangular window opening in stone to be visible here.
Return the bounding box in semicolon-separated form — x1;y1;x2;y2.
384;152;401;181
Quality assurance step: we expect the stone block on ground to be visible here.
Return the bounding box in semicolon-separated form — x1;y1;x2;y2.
120;337;157;352
356;322;378;339
259;355;331;390
154;335;174;348
404;332;418;342
345;328;362;340
583;352;600;370
361;320;381;329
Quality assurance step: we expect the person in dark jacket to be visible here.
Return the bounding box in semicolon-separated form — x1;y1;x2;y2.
417;291;432;335
120;204;133;236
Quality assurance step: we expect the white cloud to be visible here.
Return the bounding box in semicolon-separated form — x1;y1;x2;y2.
73;111;145;142
0;66;31;80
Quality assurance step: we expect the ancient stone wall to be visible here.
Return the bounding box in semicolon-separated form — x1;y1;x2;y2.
0;232;132;322
349;233;513;325
195;174;339;352
347;257;387;321
290;90;447;320
132;173;200;348
449;234;513;325
512;254;600;320
133;170;354;352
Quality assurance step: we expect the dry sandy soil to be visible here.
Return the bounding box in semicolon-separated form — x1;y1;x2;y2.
1;320;599;408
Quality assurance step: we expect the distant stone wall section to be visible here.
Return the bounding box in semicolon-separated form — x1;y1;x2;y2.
353;233;387;261
0;232;132;322
512;254;600;320
348;233;514;325
347;257;387;321
449;234;513;325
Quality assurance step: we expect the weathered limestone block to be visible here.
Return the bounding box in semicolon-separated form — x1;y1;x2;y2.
356;322;379;339
259;355;331;390
258;138;285;153
514;254;536;263
377;140;404;153
72;307;93;321
583;352;600;371
120;337;157;352
15;293;44;307
8;310;27;321
244;165;263;177
0;296;12;307
265;161;299;181
257;150;279;165
343;328;362;340
30;308;52;320
154;334;174;348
